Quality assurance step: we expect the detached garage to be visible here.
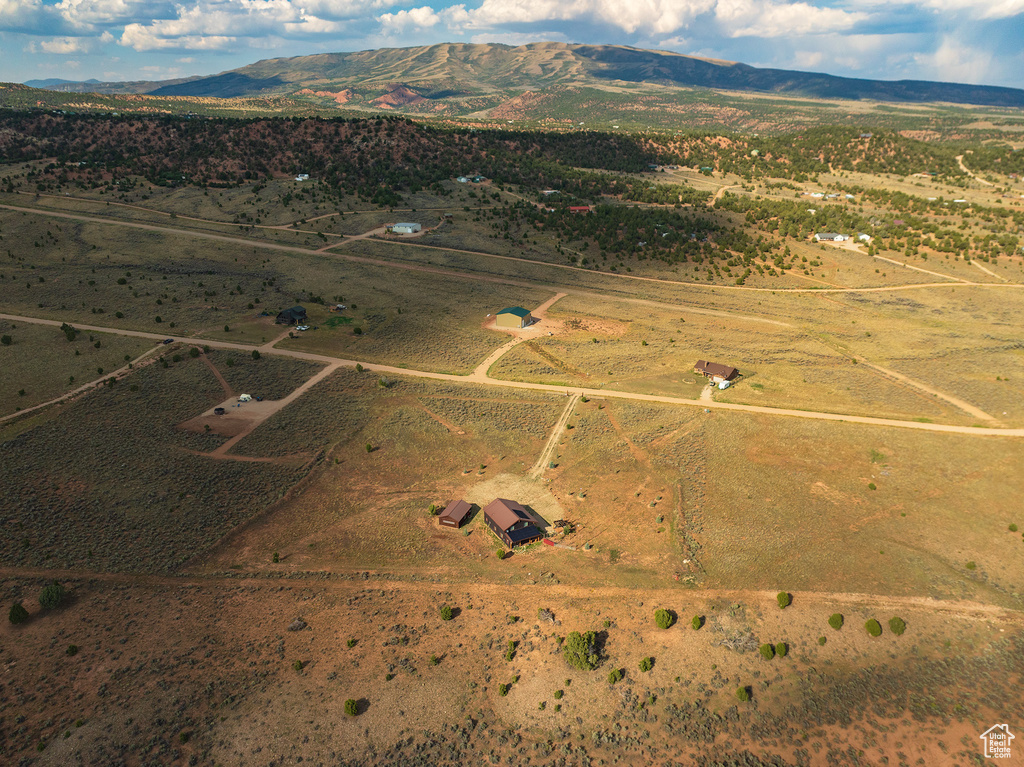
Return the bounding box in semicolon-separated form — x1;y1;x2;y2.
495;306;534;329
438;499;472;529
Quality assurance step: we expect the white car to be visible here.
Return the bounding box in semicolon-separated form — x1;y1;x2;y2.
296;325;310;331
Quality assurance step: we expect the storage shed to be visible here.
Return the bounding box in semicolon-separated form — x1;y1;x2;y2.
483;499;544;548
438;499;472;529
495;306;534;329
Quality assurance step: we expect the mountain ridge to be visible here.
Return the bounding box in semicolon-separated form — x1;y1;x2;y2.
25;42;1024;109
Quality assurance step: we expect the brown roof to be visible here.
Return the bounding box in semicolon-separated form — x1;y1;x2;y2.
482;498;534;531
695;360;738;379
438;499;471;525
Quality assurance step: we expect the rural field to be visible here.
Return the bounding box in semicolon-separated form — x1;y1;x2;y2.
1;109;1023;767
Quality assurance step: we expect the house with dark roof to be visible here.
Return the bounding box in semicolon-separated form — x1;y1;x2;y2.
438;499;473;529
276;306;307;325
483;499;544;548
694;360;739;383
495;306;534;329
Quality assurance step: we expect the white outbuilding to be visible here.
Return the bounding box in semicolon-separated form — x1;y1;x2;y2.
392;223;421;234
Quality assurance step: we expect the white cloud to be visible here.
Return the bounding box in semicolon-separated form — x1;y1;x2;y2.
467;0;717;35
715;0;867;37
912;35;993;84
379;6;442;30
29;32;113;53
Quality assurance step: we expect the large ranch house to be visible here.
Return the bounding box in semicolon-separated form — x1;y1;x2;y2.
483;499;544;548
694;360;739;383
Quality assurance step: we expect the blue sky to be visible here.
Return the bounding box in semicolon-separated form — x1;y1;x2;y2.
1;0;1022;88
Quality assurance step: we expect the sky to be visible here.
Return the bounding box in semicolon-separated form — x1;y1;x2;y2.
1;0;1022;88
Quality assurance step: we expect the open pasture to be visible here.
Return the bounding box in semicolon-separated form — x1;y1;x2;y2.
0;352;314;573
0;319;153;417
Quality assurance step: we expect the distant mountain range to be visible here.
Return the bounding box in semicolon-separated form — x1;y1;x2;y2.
22;42;1024;110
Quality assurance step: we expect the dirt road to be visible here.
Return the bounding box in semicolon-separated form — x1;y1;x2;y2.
530;393;579;478
4;311;1023;438
6;202;1022;300
956;154;995;187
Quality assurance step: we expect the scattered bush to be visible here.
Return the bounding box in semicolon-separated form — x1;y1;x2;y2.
865;619;882;637
347;638;357;648
495;549;506;560
828;613;844;630
1;335;11;345
251;350;261;360
966;561;977;570
607;668;623;685
498;683;509;696
736;686;751;702
39;582;66;610
430;654;439;666
888;616;907;636
272;552;279;563
868;483;877;490
654;608;675;629
1010;524;1019;532
344;699;358;716
691;615;703;630
504;640;516;662
538;701;546;710
563;631;599;670
638;657;653;673
66;644;78;656
439;604;454;621
293;660;304;672
8;603;28;624
365;443;373;453
777;592;791;609
554;689;563;700
759;643;775;661
775;642;787;658
818;636;827;646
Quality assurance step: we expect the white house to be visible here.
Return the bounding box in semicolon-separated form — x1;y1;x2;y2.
392;223;421;234
295;174;309;182
814;233;848;242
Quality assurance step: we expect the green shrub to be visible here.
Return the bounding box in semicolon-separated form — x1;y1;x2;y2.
607;668;623;685
777;592;791;609
868;483;877;490
563;631;599;670
293;660;303;672
691;615;703;630
430;654;439;666
638;657;653;673
654;608;674;629
8;603;29;624
888;617;906;636
775;642;787;658
759;643;775;660
505;640;516;661
439;604;454;621
966;561;977;570
189;347;200;357
272;552;279;563
817;636;827;646
865;619;882;637
736;686;751;702
495;549;506;560
39;582;66;610
498;683;509;696
347;638;357;648
1;335;11;346
251;350;261;360
344;699;358;716
554;689;563;700
385;673;394;681
828;613;844;630
603;619;611;628
1010;524;1019;532
66;644;78;656
538;701;546;710
365;443;373;453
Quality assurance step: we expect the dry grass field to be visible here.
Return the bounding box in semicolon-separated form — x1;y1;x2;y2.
4;150;1024;766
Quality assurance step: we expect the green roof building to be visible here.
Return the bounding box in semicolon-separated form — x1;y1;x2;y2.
495;306;534;329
